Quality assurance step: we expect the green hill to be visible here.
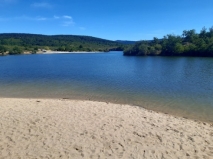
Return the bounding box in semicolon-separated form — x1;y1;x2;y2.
0;33;125;55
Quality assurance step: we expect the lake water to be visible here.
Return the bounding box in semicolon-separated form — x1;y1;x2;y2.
0;51;213;123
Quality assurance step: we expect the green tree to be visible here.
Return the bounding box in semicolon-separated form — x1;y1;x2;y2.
0;45;7;55
174;43;184;54
153;37;159;44
208;26;213;37
199;27;207;38
138;44;149;55
182;29;197;42
79;45;83;49
9;46;23;54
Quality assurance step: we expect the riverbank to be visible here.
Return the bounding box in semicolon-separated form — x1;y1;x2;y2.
41;50;102;54
0;98;212;158
1;50;104;56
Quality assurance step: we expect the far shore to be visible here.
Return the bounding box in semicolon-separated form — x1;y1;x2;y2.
0;97;212;158
40;50;104;54
1;50;107;56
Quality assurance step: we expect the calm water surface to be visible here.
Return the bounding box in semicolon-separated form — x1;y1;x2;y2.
0;52;213;122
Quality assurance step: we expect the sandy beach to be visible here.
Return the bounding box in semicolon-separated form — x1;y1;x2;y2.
40;50;102;54
0;98;212;158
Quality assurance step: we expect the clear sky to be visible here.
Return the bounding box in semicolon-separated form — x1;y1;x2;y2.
0;0;213;41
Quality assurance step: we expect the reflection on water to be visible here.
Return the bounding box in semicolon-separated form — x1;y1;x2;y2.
0;52;213;122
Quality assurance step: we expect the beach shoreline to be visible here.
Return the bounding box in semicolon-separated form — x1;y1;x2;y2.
0;98;212;158
38;50;104;54
0;50;105;56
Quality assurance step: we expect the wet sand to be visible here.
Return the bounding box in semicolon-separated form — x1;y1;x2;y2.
0;98;212;158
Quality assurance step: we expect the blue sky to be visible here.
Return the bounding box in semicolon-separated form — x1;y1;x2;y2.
0;0;213;41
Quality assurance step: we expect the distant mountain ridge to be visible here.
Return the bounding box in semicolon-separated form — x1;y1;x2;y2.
0;33;118;45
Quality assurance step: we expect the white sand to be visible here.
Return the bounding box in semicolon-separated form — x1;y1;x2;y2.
0;98;212;158
41;51;102;54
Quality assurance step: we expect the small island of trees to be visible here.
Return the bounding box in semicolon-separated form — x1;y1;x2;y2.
124;27;213;57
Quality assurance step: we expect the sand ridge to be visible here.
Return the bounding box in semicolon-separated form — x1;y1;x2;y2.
0;98;213;158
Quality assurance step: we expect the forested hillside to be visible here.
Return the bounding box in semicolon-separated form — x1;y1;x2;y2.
124;27;213;57
0;33;124;55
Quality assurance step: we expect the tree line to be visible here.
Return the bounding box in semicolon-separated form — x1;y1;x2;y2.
124;27;213;57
